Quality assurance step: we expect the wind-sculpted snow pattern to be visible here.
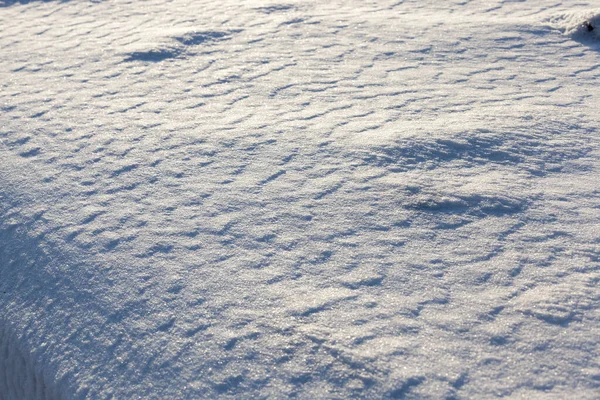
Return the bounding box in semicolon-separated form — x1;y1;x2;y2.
1;0;599;398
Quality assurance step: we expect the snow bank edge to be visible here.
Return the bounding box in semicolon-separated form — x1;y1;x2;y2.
0;322;61;400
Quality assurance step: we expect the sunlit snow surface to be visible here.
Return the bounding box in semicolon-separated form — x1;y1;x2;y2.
1;0;599;398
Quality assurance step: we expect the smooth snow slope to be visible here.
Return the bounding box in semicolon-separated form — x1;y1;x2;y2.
1;0;599;398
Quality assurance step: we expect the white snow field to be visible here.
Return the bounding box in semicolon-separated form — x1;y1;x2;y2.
1;0;600;398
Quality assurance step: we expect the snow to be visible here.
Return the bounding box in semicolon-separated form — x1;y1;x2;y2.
1;0;599;398
545;9;600;41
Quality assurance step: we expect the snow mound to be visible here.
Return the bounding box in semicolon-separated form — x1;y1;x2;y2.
545;10;600;41
2;0;600;398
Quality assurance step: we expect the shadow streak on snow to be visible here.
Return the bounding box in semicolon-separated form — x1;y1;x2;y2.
568;21;600;51
124;48;182;63
254;4;296;14
571;34;600;51
174;30;238;46
0;0;47;5
405;193;527;217
361;137;521;170
354;124;593;219
123;31;239;63
0;0;100;6
358;127;591;177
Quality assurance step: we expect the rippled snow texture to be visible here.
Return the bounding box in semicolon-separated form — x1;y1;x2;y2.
1;0;600;399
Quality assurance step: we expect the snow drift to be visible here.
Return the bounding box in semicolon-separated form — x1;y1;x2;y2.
545;9;600;41
1;0;599;398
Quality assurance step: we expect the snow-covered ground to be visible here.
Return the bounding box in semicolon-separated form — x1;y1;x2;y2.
1;0;599;398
